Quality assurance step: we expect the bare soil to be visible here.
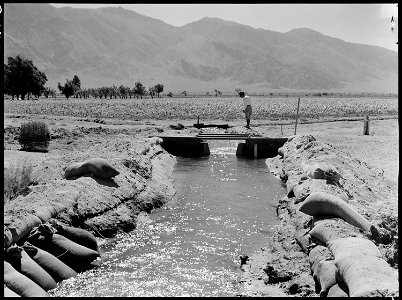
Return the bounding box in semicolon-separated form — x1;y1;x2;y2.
4;113;398;297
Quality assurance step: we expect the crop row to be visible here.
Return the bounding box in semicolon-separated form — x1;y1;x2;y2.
4;96;398;121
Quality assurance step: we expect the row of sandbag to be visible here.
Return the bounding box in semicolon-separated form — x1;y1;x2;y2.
4;219;100;297
277;136;398;297
294;190;398;296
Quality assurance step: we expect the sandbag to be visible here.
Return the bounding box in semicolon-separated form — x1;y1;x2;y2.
65;157;119;179
28;225;100;272
299;192;373;232
146;136;163;146
327;237;381;260
308;245;333;275
23;242;78;282
4;225;14;248
327;283;349;297
4;261;49;297
309;219;359;245
277;146;285;158
6;214;42;245
314;260;337;297
294;229;311;254
285;172;301;197
6;245;57;291
286;135;316;148
303;160;341;183
85;157;120;179
4;284;21;297
335;255;399;297
34;206;59;223
293;181;312;204
49;219;99;252
293;179;348;204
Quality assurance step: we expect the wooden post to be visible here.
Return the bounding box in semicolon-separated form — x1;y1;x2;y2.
197;115;200;125
202;142;210;156
294;98;301;135
363;115;370;135
254;143;258;159
281;124;283;135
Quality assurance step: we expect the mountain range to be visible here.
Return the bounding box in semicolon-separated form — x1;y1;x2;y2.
4;3;398;93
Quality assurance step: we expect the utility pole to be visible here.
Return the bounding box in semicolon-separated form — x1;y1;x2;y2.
294;98;301;135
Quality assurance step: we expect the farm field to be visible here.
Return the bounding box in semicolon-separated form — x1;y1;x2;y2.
4;96;398;122
3;93;398;297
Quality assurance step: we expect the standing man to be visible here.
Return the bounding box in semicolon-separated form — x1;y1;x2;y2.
239;91;252;128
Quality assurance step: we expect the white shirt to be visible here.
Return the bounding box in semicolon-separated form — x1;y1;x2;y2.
243;95;251;109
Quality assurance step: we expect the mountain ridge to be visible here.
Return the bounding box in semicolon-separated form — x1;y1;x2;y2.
4;3;398;93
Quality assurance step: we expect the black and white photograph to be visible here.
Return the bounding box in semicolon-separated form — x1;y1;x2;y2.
3;3;398;297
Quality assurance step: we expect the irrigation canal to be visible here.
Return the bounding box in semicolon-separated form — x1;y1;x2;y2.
49;140;287;297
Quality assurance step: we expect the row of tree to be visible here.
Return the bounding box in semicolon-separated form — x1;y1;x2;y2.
57;79;164;100
4;55;165;100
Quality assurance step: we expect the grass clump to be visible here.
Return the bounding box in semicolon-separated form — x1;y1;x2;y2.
18;121;51;152
4;159;37;204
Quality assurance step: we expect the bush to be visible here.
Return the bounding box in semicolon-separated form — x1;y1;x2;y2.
4;159;36;203
18;121;51;152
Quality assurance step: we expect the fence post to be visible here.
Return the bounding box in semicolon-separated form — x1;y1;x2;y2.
294;98;301;135
363;115;370;135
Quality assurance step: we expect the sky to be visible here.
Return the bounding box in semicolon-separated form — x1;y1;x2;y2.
51;3;398;52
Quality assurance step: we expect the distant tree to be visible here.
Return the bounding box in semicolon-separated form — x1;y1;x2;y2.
30;70;47;98
167;92;173;97
181;91;187;97
4;64;11;97
148;86;156;99
154;83;164;98
72;75;81;98
110;85;118;99
76;88;90;99
72;75;81;90
133;81;146;99
124;86;131;99
127;87;134;99
4;55;47;100
99;86;110;99
82;89;91;99
57;79;75;99
214;89;222;97
118;85;126;99
43;87;56;98
90;88;100;99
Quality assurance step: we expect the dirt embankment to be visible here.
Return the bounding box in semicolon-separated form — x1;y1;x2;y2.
237;134;398;297
4;117;180;248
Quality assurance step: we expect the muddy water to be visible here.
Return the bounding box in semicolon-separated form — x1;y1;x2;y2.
49;140;286;297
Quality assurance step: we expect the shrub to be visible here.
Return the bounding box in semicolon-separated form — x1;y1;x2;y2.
18;121;51;152
4;159;36;203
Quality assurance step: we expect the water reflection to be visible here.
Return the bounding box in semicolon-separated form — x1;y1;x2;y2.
49;140;286;297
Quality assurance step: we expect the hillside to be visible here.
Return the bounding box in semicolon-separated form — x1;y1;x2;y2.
4;4;398;93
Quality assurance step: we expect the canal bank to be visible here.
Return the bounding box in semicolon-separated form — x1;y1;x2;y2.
238;135;398;297
4;125;180;296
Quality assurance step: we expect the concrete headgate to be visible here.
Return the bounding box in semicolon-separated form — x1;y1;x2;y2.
158;133;288;159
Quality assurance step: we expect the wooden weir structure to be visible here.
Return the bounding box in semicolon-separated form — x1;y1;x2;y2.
158;133;288;159
196;133;251;140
